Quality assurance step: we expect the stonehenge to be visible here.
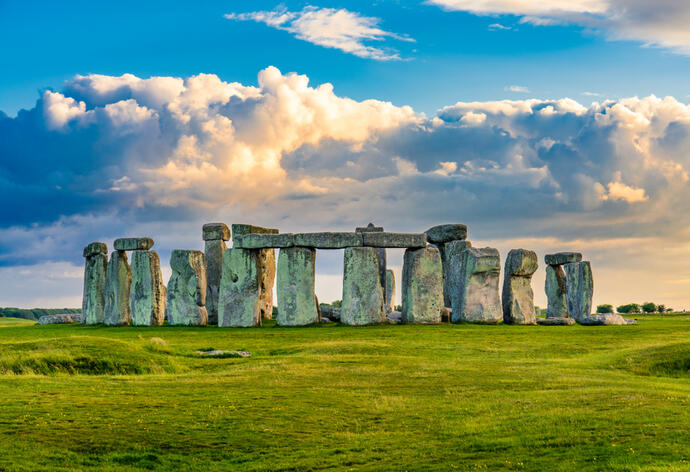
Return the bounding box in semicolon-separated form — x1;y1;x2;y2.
82;242;108;324
448;245;502;323
130;249;165;326
166;250;208;326
104;249;132;326
401;247;444;324
341;247;386;325
425;224;469;308
385;269;395;313
203;223;230;325
564;261;593;322
356;223;387;310
218;248;261;327
502;249;538;325
277;247;319;326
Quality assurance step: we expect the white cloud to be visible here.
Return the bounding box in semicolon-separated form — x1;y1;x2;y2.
506;85;530;93
488;23;511;30
602;181;648;203
225;6;413;60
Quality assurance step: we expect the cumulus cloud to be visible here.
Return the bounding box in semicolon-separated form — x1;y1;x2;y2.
225;6;413;60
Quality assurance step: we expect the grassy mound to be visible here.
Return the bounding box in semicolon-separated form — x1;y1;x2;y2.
617;342;690;378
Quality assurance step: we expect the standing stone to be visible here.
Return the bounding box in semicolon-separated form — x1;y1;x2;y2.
130;250;165;326
385;269;396;313
258;248;276;320
502;249;538;325
545;265;569;318
355;223;387;306
564;261;594;322
341;247;385;325
448;245;502;324
165;250;208;326
401;247;444;324
218;248;261;327
82;242;108;325
104;250;132;326
203;223;230;325
276;247;319;326
438;240;471;307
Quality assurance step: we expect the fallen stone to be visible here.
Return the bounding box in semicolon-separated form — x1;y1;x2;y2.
202;222;230;241
38;313;82;324
83;242;107;258
258;248;276;320
402;247;444;324
166;250;208;326
502;249;538;325
104;250;132;326
114;238;154;251
448;246;502;324
341;247;385;325
293;232;363;248
204;238;226;325
82;244;107;325
564;261;593;323
536;317;575;326
545;264;569;318
387;311;402;324
233;233;295;249
218;248;261;327
196;349;251;358
545;252;582;266
321;317;331;323
579;314;637;325
424;224;468;244
385;269;396;313
362;232;426;248
319;304;341;321
130;250;165;326
276;247;319;326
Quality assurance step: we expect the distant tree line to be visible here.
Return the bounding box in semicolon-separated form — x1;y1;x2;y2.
596;303;673;314
0;307;81;321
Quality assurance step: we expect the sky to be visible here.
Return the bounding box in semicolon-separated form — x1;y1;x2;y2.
2;0;690;309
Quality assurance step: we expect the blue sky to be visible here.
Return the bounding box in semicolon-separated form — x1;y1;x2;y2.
2;0;690;309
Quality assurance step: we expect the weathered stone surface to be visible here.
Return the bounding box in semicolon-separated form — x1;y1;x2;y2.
233;233;295;249
293;232;363;248
113;237;154;251
424;224;468;244
438;240;471;307
319;304;341;321
355;223;383;233
545;252;582;266
341;247;385;325
218;248;261;327
83;242;107;258
130;250;165;326
276;247;319;326
536;317;575;326
448;246;502;324
564;261;594;322
166;250;207;326
545;264;569;318
355;224;387;308
441;306;451;322
502;249;538;325
385;269;396;313
38;313;82;324
579;314;636;325
401;247;444;324
231;224;278;246
82;250;107;325
387;311;402;324
362;232;426;248
204;239;226;325
258;248;276;320
104;251;132;326
202;222;230;241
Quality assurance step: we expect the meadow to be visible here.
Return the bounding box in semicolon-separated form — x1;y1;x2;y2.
0;315;688;471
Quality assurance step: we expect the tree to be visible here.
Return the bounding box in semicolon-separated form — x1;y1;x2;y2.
656;304;665;314
617;303;641;314
596;304;614;314
642;302;657;313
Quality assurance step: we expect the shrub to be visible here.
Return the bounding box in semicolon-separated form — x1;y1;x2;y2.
596;304;614;314
617;303;641;314
642;302;657;313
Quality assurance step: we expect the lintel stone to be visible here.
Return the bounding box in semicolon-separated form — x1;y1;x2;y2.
424;224;467;244
83;242;107;258
545;252;582;266
294;232;363;249
362;232;426;248
234;233;295;249
114;237;154;251
202;223;230;241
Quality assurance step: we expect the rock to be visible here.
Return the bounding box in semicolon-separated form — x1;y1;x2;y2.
204;239;226;325
321;317;331;323
424;224;468;244
545;264;569;318
502;249;538;325
544;252;582;266
82;244;107;325
355;223;383;233
196;349;251;358
356;223;387;309
104;251;132;326
202;222;230;241
341;247;386;325
319;304;341;321
231;224;278;246
401;247;444;324
386;311;402;324
233;233;295;249
113;238;154;251
218;248;261;327
441;306;451;322
385;269;396;313
448;246;502;324
536;317;575;326
276;247;319;326
293;232;363;248
564;261;593;323
579;314;636;325
166;250;208;326
362;232;427;248
38;313;82;324
258;248;276;320
130;250;165;326
438;240;471;307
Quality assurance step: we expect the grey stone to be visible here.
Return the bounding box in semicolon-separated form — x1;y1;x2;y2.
204;239;226;325
579;314;636;325
83;242;107;258
196;349;251;358
218;248;261;327
441;306;451;322
113;237;154;251
401;247;444;324
424;224;468;244
231;224;278;246
276;247;319;326
130;250;165;326
545;252;582;266
104;251;132;326
355;223;387;308
293;232;363;248
386;311;402;324
233;233;295;249
319;304;341;321
258;248;276;320
362;232;426;248
502;249;538;325
545;265;569;318
385;269;396;313
355;223;383;233
202;222;230;241
82;248;107;325
536;317;576;326
341;247;385;325
38;313;82;324
165;250;208;326
437;240;471;307
448;246;502;324
564;261;594;322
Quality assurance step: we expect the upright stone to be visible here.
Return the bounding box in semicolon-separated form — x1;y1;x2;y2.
564;261;594;322
104;250;132;326
439;240;471;307
448;245;502;324
166;250;207;326
502;249;538;325
130;250;165;326
218;248;261;327
401;247;444;324
341;247;385;325
258;248;276;320
276;247;319;326
385;269;396;313
355;223;387;305
82;242;108;324
545;265;569;318
203;223;230;325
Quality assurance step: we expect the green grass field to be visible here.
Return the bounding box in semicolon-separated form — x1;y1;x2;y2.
0;315;688;471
